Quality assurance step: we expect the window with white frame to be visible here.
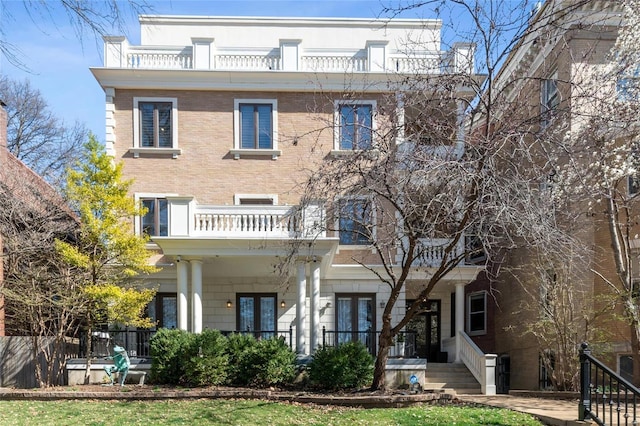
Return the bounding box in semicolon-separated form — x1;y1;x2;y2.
334;101;375;151
132;98;179;157
140;197;168;237
541;75;559;128
337;198;373;245
467;291;486;336
232;99;280;159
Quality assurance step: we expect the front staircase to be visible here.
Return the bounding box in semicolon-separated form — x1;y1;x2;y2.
424;363;481;394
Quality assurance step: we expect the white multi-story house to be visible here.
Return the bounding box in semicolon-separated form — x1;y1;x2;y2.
91;15;489;391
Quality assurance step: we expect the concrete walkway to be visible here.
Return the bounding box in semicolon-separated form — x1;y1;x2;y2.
457;394;588;426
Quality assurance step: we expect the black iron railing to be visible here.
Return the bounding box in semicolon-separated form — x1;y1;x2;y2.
580;342;640;426
79;329;155;358
78;327;294;358
321;327;417;357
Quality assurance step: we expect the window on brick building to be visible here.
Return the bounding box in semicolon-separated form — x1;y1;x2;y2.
141;198;168;237
541;74;559;128
334;101;375;150
467;291;486;336
232;99;280;159
132;97;179;158
337;197;373;245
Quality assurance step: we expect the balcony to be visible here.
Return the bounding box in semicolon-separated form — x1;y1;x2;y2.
164;197;325;240
103;37;469;75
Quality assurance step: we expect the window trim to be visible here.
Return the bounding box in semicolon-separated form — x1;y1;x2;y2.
233;193;278;205
335;196;375;248
332;100;377;153
467;291;487;336
134;193;177;238
132;97;180;158
232;99;281;160
236;293;278;335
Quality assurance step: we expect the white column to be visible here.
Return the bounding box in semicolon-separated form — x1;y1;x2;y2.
395;92;405;145
177;259;189;331
310;261;321;353
296;262;307;355
191;259;203;334
455;282;466;362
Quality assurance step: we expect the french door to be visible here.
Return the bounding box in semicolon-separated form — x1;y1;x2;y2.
335;293;375;353
237;293;277;339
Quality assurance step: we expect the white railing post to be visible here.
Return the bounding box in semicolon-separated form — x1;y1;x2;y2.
482;354;497;395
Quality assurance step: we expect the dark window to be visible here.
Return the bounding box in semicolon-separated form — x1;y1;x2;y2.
141;198;168;237
236;293;276;339
338;198;372;245
240;104;273;149
148;293;177;329
468;292;486;335
620;355;633;383
339;104;372;150
140;102;172;148
541;78;559;128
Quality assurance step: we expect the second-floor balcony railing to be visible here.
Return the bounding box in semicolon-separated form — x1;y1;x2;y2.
164;198;325;240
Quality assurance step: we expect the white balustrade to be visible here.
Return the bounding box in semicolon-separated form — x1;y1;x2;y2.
391;55;441;73
459;331;497;395
127;48;193;69
192;205;300;238
216;54;280;70
302;55;368;72
416;237;465;267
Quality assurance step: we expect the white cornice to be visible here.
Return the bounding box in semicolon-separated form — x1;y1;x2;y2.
91;67;483;96
139;15;442;30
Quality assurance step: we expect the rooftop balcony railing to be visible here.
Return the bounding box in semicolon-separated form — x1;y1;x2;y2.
103;37;473;74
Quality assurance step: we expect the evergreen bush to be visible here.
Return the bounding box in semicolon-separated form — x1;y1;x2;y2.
308;342;374;390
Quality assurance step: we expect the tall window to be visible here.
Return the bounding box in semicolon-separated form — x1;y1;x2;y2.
237;293;276;339
337;103;373;150
240;103;273;149
541;76;559;128
141;198;168;237
467;292;486;336
338;198;372;245
140;102;172;147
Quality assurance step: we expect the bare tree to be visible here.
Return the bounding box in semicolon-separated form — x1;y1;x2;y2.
1;1;151;69
281;0;615;391
0;76;87;187
0;155;83;387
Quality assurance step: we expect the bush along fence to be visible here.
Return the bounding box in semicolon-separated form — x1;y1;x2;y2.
148;329;374;390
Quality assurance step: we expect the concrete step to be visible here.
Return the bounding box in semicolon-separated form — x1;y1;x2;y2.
424;363;481;394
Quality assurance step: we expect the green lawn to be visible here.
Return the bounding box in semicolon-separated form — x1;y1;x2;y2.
0;399;542;425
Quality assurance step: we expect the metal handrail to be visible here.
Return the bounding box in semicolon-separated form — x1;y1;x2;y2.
321;327;418;357
580;342;640;425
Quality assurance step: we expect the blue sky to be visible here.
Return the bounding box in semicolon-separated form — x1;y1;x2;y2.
1;0;432;142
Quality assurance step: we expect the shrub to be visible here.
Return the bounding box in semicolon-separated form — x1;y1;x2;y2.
149;328;196;385
308;342;374;390
183;329;229;386
230;335;296;387
225;333;258;386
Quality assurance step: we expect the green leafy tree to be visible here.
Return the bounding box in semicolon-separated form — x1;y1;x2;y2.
56;135;157;383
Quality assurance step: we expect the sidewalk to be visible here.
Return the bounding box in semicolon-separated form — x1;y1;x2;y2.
457;394;588;426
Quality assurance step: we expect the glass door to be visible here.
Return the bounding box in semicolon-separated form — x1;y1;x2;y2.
237;293;276;339
336;294;375;353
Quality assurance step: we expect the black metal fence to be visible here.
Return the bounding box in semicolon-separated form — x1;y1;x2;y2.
580;342;640;426
78;328;294;358
321;327;418;357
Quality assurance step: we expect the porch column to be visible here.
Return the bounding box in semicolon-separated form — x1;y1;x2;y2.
191;259;203;334
310;261;321;353
177;258;189;331
455;282;465;362
296;262;307;355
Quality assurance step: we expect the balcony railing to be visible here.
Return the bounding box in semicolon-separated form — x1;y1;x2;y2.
104;39;459;74
579;342;640;425
193;205;300;238
321;327;418;357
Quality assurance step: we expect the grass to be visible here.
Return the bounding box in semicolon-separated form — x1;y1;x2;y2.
0;399;543;425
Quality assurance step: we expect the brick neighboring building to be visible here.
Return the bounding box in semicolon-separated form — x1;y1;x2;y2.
0;101;77;336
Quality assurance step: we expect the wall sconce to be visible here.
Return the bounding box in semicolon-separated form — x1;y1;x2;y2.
226;300;232;308
379;301;386;309
280;300;286;309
